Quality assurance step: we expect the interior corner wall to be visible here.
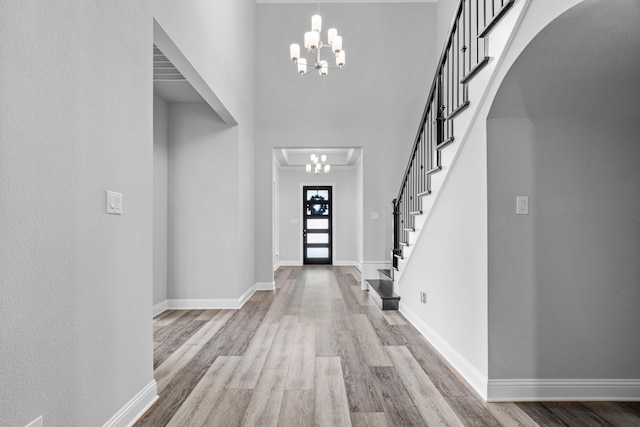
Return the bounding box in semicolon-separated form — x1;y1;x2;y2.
355;155;364;269
154;0;257;298
277;168;358;265
0;1;155;426
167;102;241;300
153;94;169;306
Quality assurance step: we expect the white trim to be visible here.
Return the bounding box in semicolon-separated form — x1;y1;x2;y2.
167;284;258;310
276;261;303;268
487;379;640;402
360;261;391;290
103;380;158;427
333;261;360;267
152;300;168;317
25;416;43;427
256;281;275;291
400;303;488;399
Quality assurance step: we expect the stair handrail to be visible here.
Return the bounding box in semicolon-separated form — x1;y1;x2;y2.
392;0;515;261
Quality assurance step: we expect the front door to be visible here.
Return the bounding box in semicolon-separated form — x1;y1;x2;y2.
303;186;332;265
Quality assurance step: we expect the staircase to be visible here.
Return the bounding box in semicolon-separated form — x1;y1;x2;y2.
364;269;400;310
369;0;518;307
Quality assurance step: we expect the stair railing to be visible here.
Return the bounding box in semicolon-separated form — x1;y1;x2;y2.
392;0;514;270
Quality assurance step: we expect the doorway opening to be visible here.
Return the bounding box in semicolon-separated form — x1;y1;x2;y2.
303;186;333;265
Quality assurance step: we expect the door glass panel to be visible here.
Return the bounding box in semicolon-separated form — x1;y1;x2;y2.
307;247;329;258
307;218;329;230
306;190;329;201
307;233;329;244
306;203;329;216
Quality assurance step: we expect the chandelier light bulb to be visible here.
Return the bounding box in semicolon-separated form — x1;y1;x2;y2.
327;28;337;46
297;58;307;75
324;164;331;173
315;163;322;174
306;164;312;173
319;60;328;77
312;15;322;32
304;31;320;50
310;154;317;162
321;155;327;162
332;35;342;53
336;50;346;68
290;44;300;61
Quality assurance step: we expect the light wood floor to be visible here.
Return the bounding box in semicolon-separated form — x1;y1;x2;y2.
136;266;640;426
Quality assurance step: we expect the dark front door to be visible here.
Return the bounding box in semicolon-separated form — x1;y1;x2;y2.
303;186;332;265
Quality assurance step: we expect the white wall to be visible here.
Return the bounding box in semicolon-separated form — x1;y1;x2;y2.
255;3;437;283
154;0;257;299
488;113;640;381
399;127;489;383
167;103;242;300
277;167;359;266
0;1;155;426
487;0;640;383
153;94;169;306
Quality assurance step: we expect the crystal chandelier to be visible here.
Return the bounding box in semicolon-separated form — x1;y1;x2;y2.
289;1;345;78
306;153;331;174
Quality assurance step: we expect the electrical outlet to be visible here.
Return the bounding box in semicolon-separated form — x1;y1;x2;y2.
419;291;427;304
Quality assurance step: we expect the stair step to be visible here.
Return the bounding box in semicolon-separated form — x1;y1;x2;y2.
404;227;415;232
417;190;431;197
460;56;490;84
400;242;409;247
410;210;422;216
425;166;442;176
436;136;455;150
365;279;400;311
378;269;393;281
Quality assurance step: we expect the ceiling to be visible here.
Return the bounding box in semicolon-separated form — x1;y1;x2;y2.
274;147;362;167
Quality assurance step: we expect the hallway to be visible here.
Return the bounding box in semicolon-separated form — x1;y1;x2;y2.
137;267;640;426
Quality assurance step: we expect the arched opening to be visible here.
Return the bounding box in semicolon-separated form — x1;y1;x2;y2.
487;0;640;385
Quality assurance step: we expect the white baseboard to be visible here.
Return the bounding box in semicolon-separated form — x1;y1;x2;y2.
399;303;488;399
487;379;640;402
152;300;168;317
333;261;360;268
103;380;158;427
167;284;258;310
256;281;275;291
276;261;303;269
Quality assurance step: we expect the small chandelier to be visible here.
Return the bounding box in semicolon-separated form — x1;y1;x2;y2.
289;1;345;78
306;153;331;174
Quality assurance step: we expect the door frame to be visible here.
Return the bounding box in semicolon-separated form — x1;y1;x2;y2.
302;185;333;265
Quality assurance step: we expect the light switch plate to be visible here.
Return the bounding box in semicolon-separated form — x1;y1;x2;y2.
516;196;529;215
371;212;379;220
106;191;123;215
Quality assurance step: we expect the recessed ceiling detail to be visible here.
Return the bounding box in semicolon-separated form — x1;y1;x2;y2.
275;147;361;168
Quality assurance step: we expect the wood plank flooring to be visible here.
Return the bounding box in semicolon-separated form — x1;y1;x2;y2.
137;266;640;426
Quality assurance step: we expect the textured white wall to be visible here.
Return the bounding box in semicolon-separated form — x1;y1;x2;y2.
0;1;155;425
487;0;640;380
155;0;257;298
167;103;242;300
277;168;358;265
255;3;437;283
153;94;169;306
